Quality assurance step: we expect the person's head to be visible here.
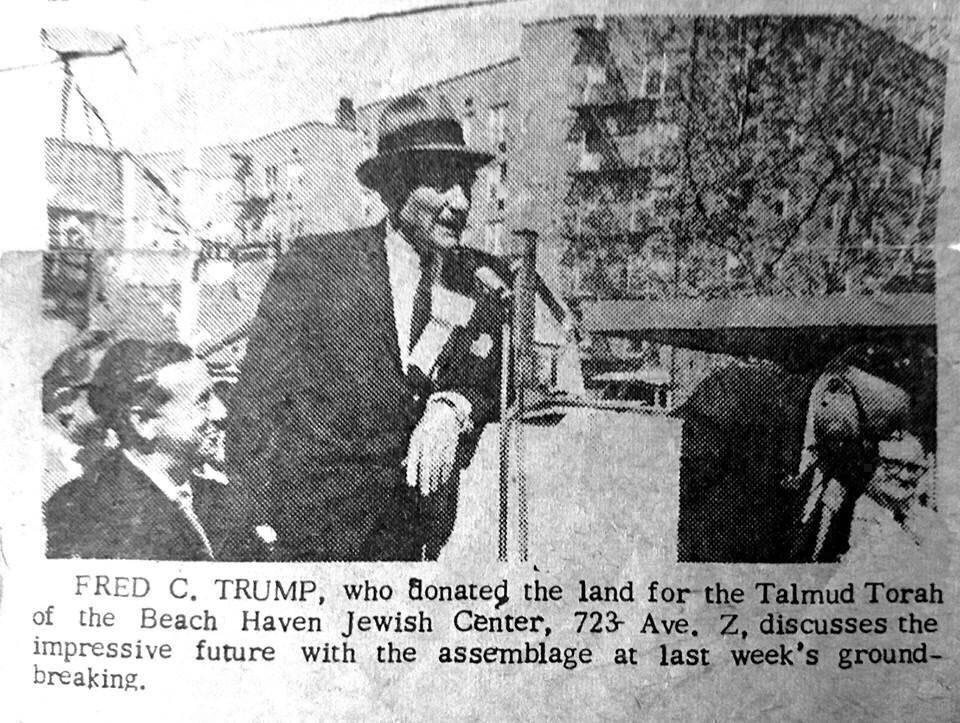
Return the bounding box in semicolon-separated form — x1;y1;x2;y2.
384;155;477;255
356;93;493;256
868;432;930;515
88;339;226;475
811;342;933;496
42;330;115;447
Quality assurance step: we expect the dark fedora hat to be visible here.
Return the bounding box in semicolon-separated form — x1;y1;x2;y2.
356;92;494;190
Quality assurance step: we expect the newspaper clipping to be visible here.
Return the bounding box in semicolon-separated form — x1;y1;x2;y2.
0;0;958;719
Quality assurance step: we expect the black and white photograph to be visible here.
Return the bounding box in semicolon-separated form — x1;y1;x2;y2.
1;1;958;720
32;10;948;566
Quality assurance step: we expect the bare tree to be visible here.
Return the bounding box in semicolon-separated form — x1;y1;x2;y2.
563;16;943;299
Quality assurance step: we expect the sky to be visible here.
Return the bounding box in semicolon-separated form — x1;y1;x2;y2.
0;0;953;255
5;0;551;151
1;1;955;152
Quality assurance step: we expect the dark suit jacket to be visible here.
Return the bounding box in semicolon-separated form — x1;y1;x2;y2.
45;451;213;561
227;223;506;561
674;362;811;563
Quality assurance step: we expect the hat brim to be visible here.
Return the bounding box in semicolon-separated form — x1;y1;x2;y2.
356;145;495;190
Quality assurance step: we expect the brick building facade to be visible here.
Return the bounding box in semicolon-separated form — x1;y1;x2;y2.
140;117;366;258
514;15;945;301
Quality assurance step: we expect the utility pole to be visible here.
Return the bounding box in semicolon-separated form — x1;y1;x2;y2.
176;83;202;344
499;228;538;561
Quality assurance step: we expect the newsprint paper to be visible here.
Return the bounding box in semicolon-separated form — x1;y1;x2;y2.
0;0;958;719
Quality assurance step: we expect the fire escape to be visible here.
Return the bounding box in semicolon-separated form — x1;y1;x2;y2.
564;21;679;301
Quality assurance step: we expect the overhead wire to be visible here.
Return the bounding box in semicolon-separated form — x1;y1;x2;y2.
0;0;519;73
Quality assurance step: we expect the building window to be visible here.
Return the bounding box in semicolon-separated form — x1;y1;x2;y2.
462;97;475;145
878;153;893;190
917;107;935;147
488;104;507;151
834;134;847;157
490;161;507;215
49;209;93;249
265;165;278;192
286;158;304;192
485;221;503;253
774;189;791;218
660;51;669;96
825;201;841;231
644;53;667;98
908;163;924;205
787;125;803;150
653;191;673;218
880;87;895;125
870;217;886;245
462;115;473;145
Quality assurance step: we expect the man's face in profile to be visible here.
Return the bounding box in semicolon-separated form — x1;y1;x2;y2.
147;359;226;467
397;159;475;254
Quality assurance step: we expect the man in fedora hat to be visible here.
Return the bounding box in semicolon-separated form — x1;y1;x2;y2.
227;92;508;561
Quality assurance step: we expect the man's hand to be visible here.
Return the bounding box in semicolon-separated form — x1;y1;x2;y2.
405;400;463;495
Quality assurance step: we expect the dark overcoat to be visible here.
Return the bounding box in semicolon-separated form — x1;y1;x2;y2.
45;451;213;561
227;223;505;561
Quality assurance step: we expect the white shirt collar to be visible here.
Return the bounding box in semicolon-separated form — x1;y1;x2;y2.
383;224;424;372
122;449;191;504
122;449;215;559
384;224;419;264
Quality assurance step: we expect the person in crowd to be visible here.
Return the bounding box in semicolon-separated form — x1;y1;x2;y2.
675;358;811;562
791;343;937;562
41;330;116;502
228;92;508;561
840;429;942;568
45;339;228;560
675;341;935;563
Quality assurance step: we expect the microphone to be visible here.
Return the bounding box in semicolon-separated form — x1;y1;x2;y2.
474;266;512;299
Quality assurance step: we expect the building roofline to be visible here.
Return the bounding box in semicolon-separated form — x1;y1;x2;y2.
45;136;130;157
357;55;521;111
521;13;589;30
139;118;354;159
521;14;946;73
838;16;947;72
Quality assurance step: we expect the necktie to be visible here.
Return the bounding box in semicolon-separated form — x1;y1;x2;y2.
409;254;434;354
173;483;215;560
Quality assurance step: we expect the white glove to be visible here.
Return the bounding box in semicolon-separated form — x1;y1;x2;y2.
405;400;463;495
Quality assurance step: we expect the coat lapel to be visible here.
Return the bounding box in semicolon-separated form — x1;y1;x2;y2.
116;455;214;560
361;223;404;377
